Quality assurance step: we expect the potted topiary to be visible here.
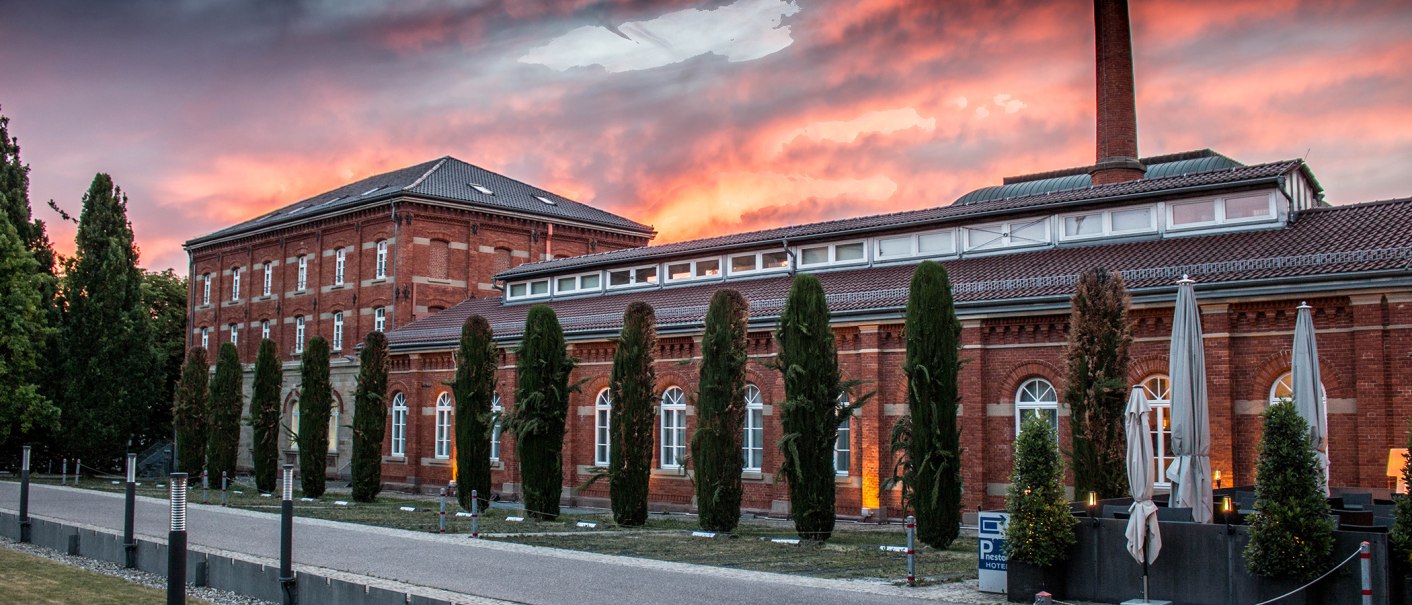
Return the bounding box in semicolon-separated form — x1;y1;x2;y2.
1385;418;1412;602
1005;415;1077;602
1243;399;1335;605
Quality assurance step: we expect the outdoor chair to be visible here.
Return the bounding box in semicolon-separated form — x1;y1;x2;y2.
1341;492;1374;510
1236;491;1257;510
1374;515;1396;528
1333;509;1374;527
1103;505;1129;519
1373;504;1396;517
1156;507;1193;522
1339;524;1388;534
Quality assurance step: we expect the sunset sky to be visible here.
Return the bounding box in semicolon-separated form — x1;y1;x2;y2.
2;0;1410;274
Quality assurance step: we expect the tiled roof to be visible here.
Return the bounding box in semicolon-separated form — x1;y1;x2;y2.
185;156;653;247
388;197;1412;349
955;149;1246;206
496;158;1305;280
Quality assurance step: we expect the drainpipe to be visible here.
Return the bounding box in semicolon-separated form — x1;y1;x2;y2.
389;201;399;330
783;238;797;276
546;222;554;260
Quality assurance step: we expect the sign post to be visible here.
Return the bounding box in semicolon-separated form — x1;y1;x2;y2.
977;511;1010;593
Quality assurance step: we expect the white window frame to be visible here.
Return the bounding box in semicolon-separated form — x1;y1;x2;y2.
1014;378;1059;436
726;250;791;276
296;256;308;290
964;217;1052;253
1141;375;1173;487
434;392;453;459
873;228;960;261
606;264;660;290
1268;371;1327;407
229;323;239;346
374;307;386;333
743;385;764;472
202;274;211;305
231;267;241;300
660;387;687;469
390;392;407;457
200;327;209;350
1058;205;1160;242
664;257;724;283
332;311;344;351
553;271;603;295
261;319;271;341
594;389;612;466
262;262;272;296
1166;192;1277;232
327;406;340;454
490;393;503;461
294;316;305;354
834;392;851;475
796;239;868;269
334;248;346;285
507;279;552;300
375;240;388;279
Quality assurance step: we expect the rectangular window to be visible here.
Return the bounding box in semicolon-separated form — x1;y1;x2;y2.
877;236;911;258
917;231;955;254
1064;213;1103;237
200;327;209;350
1170;200;1217;226
730;254;757;273
557;276;577;292
435;402;452;459
529;280;549;295
1009;219;1048;244
297;256;308;290
231;267;241;300
835;242;865;262
697;259;720;276
375;240;388;278
608;270;631;287
294;316;305;354
964;220;1049;252
660;388;687;469
1110;207;1153;233
374;307;386;333
261;320;270;340
761;251;788;269
1225;194;1272;220
595;407;611;466
490;395;503;461
634;266;657;284
667;262;692;280
332;312;344;351
202;274;211;305
835;417;851;475
744;407;763;471
800;246;829;266
391;395;407;457
262;263;272;296
508;283;527;298
580;273;601;289
665;258;723;282
334;249;346;285
230;324;239;346
606;265;658;288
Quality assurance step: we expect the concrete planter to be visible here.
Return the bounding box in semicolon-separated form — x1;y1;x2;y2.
1006;559;1067;603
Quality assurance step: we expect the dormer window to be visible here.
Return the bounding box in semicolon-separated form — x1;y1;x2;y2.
797;241;867;268
1060;205;1158;241
607;265;658;288
554;272;602;294
507;279;551;300
963;217;1051;252
665;257;722;282
728;250;790;275
468;184;494;195
1166;192;1275;231
535;195;557;206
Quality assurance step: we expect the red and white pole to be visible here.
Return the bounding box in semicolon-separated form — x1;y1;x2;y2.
470;489;480;539
1360;541;1372;605
905;515;917;587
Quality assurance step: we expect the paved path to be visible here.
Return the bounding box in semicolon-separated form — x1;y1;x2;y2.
1;482;999;605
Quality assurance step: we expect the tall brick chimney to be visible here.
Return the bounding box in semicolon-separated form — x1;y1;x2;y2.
1089;0;1146;185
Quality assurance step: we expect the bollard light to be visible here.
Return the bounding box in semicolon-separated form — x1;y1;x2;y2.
168;473;189;605
123;453;138;568
279;464;296;605
19;445;32;543
282;464;294;501
126;453;137;483
21;445;30;473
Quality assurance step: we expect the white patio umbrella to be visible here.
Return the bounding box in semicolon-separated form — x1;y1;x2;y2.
1165;276;1213;523
1125;386;1162;602
1292;301;1330;494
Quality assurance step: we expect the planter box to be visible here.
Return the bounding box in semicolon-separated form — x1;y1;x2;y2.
1007;559;1067;603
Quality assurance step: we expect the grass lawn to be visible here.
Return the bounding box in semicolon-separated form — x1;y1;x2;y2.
26;476;979;583
0;547;215;605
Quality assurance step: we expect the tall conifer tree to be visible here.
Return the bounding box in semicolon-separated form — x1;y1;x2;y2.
351;331;390;502
507;306;574;521
691;290;749;532
890;261;963;548
173;347;209;475
452;316;497;511
249;339;283;494
207;342;243;480
298;336;333;497
60;173;157;463
608;302;657;526
775;274;848;541
1064;268;1132;498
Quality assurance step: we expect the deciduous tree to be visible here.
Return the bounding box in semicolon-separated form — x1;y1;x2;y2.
0;211;58;443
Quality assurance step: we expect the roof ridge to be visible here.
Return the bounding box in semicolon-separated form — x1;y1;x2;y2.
404;156;450;191
1299;196;1412;213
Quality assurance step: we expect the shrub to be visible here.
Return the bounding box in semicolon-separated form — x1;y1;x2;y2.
1004;415;1076;566
206;342;244;481
608;302;657;526
297;336;332;498
173;347;209;476
452;316;497;511
1244;400;1334;580
1064;268;1133;498
507;305;575;520
351;332;389;502
691;290;749;532
249;339;282;494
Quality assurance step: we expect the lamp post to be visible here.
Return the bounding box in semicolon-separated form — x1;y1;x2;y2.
1087;490;1100;527
279;464;297;605
167;473;188;605
124;453;137;568
19;445;31;543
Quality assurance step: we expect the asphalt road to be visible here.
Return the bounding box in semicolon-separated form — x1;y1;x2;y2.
1;482;972;605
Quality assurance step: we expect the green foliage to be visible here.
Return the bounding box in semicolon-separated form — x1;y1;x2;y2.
1390;418;1412;567
206;342;243;480
351;331;390;502
887;261;963;548
249;339;283;494
0;211;58;442
1004;415;1076;566
59;173;158;464
507;306;575;520
298;336;333;498
692;290;749;532
1064;268;1132;498
141;269;188;446
608;302;658;526
1244;400;1335;580
775;274;848;542
173;348;209;475
452;316;497;511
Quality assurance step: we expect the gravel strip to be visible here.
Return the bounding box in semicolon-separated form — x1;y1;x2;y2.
0;536;273;605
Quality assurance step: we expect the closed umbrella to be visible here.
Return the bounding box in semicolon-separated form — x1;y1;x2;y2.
1165;276;1212;523
1125;386;1162;602
1292;302;1329;494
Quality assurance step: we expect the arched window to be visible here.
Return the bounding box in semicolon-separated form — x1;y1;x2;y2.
296;255;308;290
332;311;344;351
390;392;407;457
289;402;300;450
490;393;503;461
1015;378;1059;436
261;319;271;341
434;393;453;459
1141;375;1173;486
1268;371;1327;407
262;262;272;296
743;385;764;471
334;248;346;285
327;401;340;454
202;273;211;305
229;323;239;347
594;389;612;466
375;240;388;279
835;392;851;475
660;387;687;469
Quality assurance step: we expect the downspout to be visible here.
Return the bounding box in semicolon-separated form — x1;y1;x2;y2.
389;201;399;330
783;238;796;276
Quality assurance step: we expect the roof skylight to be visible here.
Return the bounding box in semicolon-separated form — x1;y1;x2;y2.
362;187;382;196
535;195;557;206
468;183;494;195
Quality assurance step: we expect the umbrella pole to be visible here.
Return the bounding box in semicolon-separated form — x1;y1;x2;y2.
1142;539;1150;602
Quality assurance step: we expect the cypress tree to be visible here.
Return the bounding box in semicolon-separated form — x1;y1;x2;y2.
775;274;846;541
351;331;390;502
691;290;749;532
60;173;157;464
452;316;497;511
173;347;209;476
0;210;58;443
889;261;963;548
608;302;657;526
249;339;283;494
1390;419;1412;567
298;336;333;497
1064;268;1132;498
1244;400;1335;581
507;305;575;521
207;342;244;481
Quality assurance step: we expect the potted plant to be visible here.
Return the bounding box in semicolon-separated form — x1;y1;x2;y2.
1386;418;1412;602
1005;415;1077;602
